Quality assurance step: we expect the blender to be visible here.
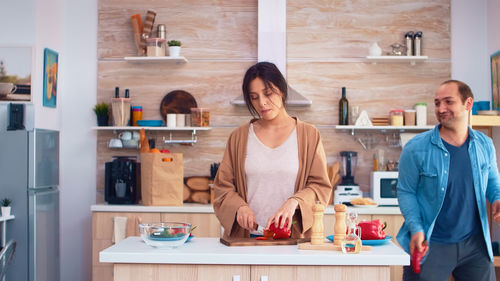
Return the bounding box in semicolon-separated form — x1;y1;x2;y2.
334;151;362;204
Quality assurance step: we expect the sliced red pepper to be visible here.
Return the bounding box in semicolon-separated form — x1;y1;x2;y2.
256;237;269;240
357;219;387;240
411;242;428;274
268;218;294;239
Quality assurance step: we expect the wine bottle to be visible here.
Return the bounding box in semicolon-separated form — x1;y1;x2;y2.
339;87;349;125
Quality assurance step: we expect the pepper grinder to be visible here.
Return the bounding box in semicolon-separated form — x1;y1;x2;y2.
311;202;325;245
334;204;347;245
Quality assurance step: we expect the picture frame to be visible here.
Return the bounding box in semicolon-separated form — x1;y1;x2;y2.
491;50;500;110
0;46;33;102
42;48;58;108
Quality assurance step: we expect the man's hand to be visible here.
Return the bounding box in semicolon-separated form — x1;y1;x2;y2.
265;198;299;231
236;205;257;231
492;201;500;224
409;232;428;256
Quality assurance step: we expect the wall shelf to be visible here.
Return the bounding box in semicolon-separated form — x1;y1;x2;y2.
335;125;434;135
123;56;188;64
92;126;211;133
92;126;211;146
366;56;428;65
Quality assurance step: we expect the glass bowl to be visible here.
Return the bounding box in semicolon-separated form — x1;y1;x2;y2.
139;222;192;248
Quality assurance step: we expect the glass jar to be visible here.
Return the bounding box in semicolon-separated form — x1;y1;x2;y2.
390;109;404;126
190;108;210;127
146;38;166;57
342;225;362;254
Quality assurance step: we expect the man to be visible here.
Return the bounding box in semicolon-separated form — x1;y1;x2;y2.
397;80;500;281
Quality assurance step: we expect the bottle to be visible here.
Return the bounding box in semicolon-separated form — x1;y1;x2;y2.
125;89;130;98
414;31;422;56
405;31;414;56
114;86;120;98
339;87;349;125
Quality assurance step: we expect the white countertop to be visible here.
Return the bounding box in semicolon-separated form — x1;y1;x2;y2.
100;237;409;266
91;203;401;215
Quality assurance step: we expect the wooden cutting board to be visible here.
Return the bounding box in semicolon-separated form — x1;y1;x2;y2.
220;237;310;246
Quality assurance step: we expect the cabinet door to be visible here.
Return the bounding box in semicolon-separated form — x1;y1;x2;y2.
114;264;250;281
371;214;405;281
161;213;221;237
92;212;161;281
251;265;389;281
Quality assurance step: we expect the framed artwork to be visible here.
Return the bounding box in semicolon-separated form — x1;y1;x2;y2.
491;50;500;110
43;48;58;108
0;46;33;102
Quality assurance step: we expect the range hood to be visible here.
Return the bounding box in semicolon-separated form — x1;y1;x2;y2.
231;0;312;107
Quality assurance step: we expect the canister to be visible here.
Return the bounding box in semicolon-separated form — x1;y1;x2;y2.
146;38;166;56
131;106;143;126
414;31;423;56
404;109;416;126
415;103;427;126
190;108;210;127
405;32;414;56
390;110;404;126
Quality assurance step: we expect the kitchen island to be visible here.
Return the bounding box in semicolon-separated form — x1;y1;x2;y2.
100;237;409;281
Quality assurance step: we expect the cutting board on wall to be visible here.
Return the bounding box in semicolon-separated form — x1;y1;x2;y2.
220;237;309;246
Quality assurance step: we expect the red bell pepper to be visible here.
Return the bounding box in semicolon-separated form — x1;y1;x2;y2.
269;218;292;239
357;219;387;240
411;242;428;274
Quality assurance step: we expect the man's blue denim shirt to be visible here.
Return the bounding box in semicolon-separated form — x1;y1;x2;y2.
397;125;500;261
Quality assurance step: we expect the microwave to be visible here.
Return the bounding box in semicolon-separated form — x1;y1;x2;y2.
370;171;399;206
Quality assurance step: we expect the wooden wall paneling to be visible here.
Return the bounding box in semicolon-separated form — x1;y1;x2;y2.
287;0;450;59
98;0;257;59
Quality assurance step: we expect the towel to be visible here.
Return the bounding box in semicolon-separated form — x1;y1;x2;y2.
112;216;128;244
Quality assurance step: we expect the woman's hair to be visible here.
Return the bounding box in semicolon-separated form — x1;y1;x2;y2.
242;62;288;117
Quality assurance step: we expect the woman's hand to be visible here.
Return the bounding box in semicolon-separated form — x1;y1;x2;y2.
265;198;299;230
236;205;257;231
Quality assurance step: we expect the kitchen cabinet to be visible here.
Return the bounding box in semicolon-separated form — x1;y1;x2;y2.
92;210;221;281
100;237;407;281
92;205;404;281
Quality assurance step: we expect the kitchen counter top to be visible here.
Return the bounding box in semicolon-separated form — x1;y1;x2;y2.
100;237;409;266
91;203;401;215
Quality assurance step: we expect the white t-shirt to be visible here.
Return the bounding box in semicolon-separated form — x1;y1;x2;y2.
245;123;299;231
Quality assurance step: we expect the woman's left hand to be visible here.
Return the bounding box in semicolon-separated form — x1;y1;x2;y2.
265;198;299;230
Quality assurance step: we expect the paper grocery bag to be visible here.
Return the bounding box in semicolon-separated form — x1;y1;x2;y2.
140;153;184;206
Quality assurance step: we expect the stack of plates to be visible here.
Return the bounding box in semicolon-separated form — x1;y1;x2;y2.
372;116;390;126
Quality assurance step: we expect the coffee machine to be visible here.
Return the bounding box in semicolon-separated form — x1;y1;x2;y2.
334;151;362;204
105;156;140;204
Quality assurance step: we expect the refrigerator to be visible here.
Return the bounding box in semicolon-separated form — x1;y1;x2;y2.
0;129;60;281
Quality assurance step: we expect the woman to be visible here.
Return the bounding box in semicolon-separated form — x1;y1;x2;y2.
213;62;332;239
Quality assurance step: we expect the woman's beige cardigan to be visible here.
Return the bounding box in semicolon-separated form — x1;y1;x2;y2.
213;118;332;239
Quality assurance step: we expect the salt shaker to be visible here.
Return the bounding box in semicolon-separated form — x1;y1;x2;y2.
157;24;166;40
405;31;414;56
414;31;423;56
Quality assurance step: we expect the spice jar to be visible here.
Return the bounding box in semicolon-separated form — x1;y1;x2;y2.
415;103;427;126
390;110;404;126
131;106;143;126
190;108;210;127
404;109;416;126
146;38;166;57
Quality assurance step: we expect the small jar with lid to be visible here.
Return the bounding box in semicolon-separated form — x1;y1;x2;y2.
146;38;166;57
390;110;404;126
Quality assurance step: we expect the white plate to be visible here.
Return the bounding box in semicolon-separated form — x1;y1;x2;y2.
352;204;379;208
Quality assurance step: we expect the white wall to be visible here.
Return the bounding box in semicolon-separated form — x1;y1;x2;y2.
58;0;97;280
451;0;490;101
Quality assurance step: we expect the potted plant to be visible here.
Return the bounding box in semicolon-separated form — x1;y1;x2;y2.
1;198;12;217
93;102;110;126
167;40;182;57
